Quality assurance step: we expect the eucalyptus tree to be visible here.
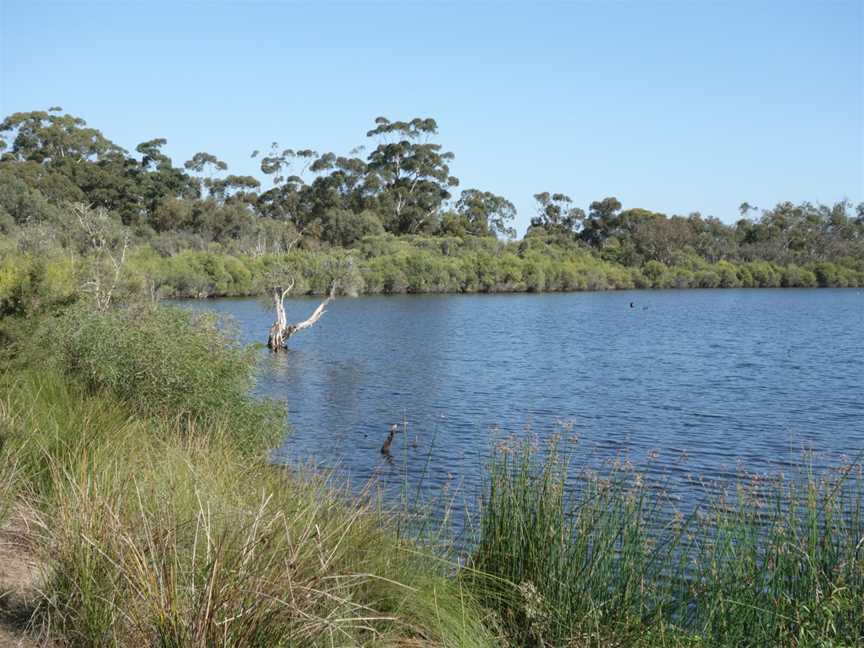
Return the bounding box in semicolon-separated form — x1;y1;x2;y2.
739;202;758;218
208;175;261;205
581;197;623;247
365;117;459;234
529;192;584;237
454;189;517;238
0;108;139;217
252;144;318;225
0;107;124;164
183;152;228;198
308;149;370;214
135;138;196;216
254;142;379;245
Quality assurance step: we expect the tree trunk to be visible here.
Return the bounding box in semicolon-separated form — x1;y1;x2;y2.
267;280;336;352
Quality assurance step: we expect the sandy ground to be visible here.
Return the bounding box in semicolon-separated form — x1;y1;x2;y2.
0;515;43;648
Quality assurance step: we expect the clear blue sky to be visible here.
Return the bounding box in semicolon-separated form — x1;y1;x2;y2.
1;1;861;234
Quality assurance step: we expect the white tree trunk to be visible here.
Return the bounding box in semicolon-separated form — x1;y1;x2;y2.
267;280;336;351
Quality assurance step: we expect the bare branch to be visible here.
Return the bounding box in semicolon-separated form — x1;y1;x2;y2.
73;203;129;311
291;282;337;333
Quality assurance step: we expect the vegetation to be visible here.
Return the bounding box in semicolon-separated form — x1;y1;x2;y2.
468;437;864;647
0;307;499;647
0;108;861;309
1;107;862;647
3;309;862;646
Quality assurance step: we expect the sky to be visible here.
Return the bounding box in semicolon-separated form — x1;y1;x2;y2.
1;0;862;234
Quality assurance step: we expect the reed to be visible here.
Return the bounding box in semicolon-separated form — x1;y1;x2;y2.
464;436;864;647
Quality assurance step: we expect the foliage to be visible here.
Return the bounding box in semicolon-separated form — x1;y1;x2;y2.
50;305;282;446
0;249;76;318
466;437;864;647
0;365;498;647
2;295;863;646
365;117;459;234
0;107;861;293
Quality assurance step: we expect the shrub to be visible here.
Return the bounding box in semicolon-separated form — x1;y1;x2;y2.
781;264;817;288
0;252;76;317
51;305;282;446
695;270;721;288
716;261;741;288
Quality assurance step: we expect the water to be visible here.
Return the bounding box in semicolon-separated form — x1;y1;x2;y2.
180;289;863;518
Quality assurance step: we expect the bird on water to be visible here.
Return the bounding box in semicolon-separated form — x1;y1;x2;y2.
381;424;400;455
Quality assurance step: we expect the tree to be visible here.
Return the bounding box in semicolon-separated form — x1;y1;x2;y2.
316;208;383;247
0;108;124;164
267;278;337;351
0;109;145;220
253;144;318;226
529;192;584;236
72;203;129;311
208;175;261;204
135;139;195;216
739;202;758;218
455;189;517;238
307;150;370;214
365;117;458;234
201;202;258;243
581;197;622;247
184;152;228;199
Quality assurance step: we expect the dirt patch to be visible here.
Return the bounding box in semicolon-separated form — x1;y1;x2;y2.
0;514;45;648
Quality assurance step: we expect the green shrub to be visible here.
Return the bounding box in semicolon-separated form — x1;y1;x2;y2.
695;270;721;288
716;261;741;288
51;305;282;446
747;261;781;287
781;264;818;288
0;252;77;317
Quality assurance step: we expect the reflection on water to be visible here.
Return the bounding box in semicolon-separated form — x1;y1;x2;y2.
179;289;864;521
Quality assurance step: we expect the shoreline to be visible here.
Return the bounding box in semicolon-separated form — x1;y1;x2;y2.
164;283;864;301
1;303;862;647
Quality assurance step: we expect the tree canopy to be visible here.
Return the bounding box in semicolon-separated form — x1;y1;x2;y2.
0;107;860;297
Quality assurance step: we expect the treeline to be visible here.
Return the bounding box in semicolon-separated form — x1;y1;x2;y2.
0;107;862;311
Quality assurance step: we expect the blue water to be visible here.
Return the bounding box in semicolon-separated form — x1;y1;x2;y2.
180;289;864;515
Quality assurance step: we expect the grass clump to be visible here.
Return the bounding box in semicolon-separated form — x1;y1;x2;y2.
465;437;864;647
0;309;500;647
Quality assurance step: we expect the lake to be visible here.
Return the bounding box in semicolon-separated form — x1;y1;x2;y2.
180;289;863;520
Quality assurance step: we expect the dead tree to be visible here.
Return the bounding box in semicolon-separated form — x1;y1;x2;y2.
73;203;129;311
267;279;337;351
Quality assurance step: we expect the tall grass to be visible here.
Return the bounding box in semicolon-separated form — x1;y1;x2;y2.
0;308;500;647
465;437;864;647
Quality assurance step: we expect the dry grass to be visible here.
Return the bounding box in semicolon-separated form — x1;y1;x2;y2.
0;509;47;648
0;370;498;647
